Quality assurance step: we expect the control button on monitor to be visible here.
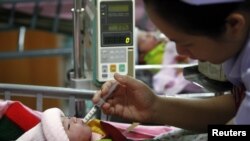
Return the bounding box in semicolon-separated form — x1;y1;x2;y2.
110;64;116;72
119;64;125;72
102;74;108;78
102;65;108;73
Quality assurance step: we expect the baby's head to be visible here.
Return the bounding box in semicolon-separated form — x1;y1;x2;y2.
138;31;159;54
61;117;92;141
137;30;166;64
17;108;96;141
42;108;92;141
137;31;158;64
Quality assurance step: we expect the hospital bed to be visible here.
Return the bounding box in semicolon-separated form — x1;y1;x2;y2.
0;81;211;141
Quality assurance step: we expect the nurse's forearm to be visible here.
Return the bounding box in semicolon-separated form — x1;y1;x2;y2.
151;94;236;132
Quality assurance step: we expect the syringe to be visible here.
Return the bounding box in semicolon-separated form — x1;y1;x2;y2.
82;82;118;123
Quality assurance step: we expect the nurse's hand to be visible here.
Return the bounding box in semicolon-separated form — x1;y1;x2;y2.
92;73;158;123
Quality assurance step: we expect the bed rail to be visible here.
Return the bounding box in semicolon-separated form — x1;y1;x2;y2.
0;83;96;116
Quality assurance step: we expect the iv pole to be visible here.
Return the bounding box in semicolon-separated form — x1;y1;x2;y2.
71;0;99;117
72;0;84;79
71;0;86;117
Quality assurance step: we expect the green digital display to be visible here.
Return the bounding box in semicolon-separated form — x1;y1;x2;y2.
108;5;129;12
108;24;129;31
103;35;131;45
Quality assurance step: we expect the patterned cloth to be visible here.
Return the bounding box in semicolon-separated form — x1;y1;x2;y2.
152;128;207;141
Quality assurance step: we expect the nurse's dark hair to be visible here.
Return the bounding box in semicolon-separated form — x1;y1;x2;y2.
143;0;250;38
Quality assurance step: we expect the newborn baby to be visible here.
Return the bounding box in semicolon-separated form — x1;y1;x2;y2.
17;108;170;141
137;30;165;64
17;108;105;141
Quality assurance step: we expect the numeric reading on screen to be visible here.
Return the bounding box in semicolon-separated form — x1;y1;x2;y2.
108;5;129;12
108;24;129;31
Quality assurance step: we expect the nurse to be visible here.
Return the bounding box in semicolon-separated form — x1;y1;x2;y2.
93;0;250;132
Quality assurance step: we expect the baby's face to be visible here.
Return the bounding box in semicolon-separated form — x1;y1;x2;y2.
62;117;92;141
138;32;159;53
138;32;160;64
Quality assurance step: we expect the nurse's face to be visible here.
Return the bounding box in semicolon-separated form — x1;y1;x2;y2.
145;6;243;64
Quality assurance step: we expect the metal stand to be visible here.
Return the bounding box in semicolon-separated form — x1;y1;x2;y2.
70;0;98;117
